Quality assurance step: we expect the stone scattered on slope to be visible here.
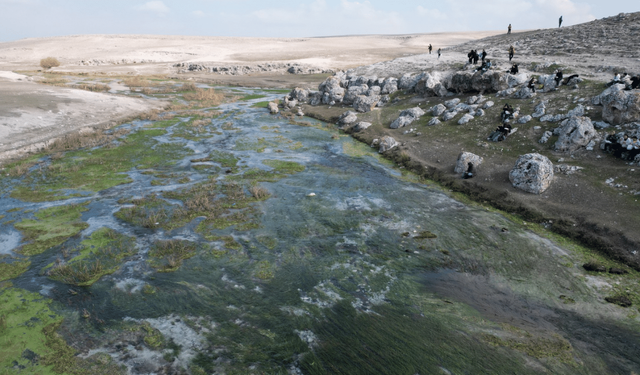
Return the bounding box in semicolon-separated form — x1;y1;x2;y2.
509;153;554;194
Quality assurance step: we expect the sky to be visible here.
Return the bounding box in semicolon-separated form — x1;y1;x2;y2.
0;0;637;42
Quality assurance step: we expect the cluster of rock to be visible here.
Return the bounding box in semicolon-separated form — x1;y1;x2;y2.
592;84;640;125
77;59;155;66
173;62;333;75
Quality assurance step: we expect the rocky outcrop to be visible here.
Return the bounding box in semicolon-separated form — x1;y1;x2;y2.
378;136;398;153
507;73;529;88
390;107;425;129
454;152;483;174
344;85;369;104
509;153;554;194
471;72;509;93
518;115;533;124
595;85;640;125
174;62;333;75
318;76;345;105
450;72;474;93
554;116;597;152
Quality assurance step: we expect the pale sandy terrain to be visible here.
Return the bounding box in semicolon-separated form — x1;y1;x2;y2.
0;32;504;73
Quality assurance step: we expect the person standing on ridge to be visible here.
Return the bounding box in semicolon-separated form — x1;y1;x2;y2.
428;44;433;54
559;16;563;27
481;49;487;63
437;48;441;59
508;24;512;34
508;45;515;62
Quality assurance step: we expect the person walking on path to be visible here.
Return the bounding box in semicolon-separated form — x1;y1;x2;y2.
559;16;563;27
437;48;441;59
428;44;433;54
508;24;512;34
508;45;515;62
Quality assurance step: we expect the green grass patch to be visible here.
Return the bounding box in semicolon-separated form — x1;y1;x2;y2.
241;94;267;101
15;203;89;256
251;101;270;108
262;159;305;174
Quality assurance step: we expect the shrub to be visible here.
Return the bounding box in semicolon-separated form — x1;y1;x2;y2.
40;57;61;69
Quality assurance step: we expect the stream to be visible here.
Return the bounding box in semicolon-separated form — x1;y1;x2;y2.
1;88;639;374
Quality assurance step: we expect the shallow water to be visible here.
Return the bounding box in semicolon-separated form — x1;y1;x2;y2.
1;88;640;374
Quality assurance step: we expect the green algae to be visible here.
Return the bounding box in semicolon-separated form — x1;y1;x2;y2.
15;203;89;256
0;283;120;375
10;127;191;202
240;94;267;101
0;260;30;282
47;228;137;286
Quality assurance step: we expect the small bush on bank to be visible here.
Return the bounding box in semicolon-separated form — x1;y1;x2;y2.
40;57;61;69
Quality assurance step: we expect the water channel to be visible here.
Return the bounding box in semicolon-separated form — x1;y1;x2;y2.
1;88;639;374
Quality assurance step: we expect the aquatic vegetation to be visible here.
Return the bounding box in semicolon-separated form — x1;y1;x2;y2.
0;260;30;282
14;203;89;256
148;239;200;272
240;94;267;101
11;126;191;202
47;228;137;286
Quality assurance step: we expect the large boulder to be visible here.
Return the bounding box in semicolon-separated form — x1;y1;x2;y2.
507;73;529;88
431;103;447;116
532;101;546;118
554;116;596;152
539;74;558;92
337;111;358;127
381;77;398;95
398;72;427;91
597;85;640;125
267;102;279;114
458;113;474;124
378;136;398;153
389;107;425;129
353;121;372;132
444;98;461;109
513;87;535;99
454;152;483;174
471;71;509;93
343;84;369;104
353;95;380;113
509;153;554;194
289;87;309;102
319;76;345;104
415;74;448;97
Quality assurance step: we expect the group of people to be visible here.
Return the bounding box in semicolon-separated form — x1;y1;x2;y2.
428;44;442;59
607;73;640;90
604;133;640;161
467;49;487;65
486;104;516;142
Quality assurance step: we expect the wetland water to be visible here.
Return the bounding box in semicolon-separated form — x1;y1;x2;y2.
1;88;640;374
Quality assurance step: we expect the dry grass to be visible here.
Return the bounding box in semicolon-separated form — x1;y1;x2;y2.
249;185;271;200
122;76;150;88
183;88;224;105
40;77;68;87
40;57;60;69
45;128;130;153
180;82;197;91
72;83;111;92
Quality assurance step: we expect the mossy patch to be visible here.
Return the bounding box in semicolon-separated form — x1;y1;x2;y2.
15;203;89;256
47;228;137;286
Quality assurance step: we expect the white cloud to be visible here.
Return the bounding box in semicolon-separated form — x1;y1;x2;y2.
135;1;170;14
